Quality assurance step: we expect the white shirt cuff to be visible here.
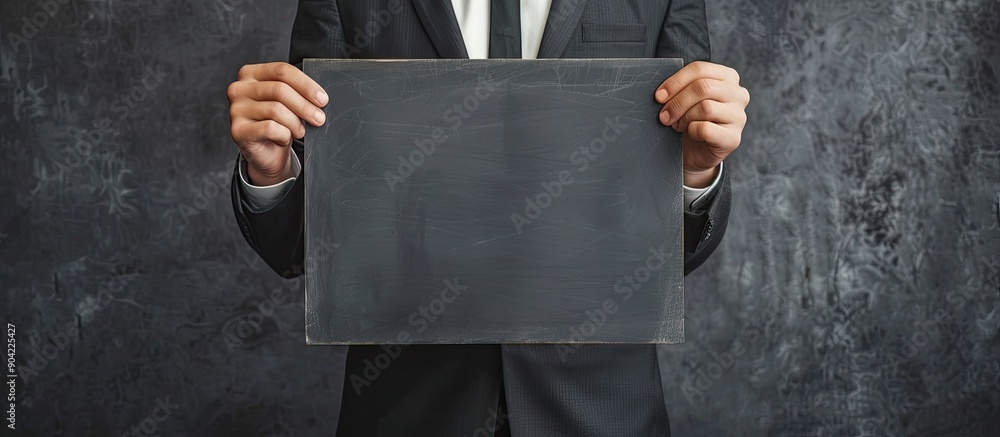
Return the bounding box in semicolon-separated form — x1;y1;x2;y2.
238;152;302;211
682;161;723;211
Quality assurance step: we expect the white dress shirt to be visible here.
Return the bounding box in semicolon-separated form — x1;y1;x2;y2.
239;0;722;211
451;0;552;59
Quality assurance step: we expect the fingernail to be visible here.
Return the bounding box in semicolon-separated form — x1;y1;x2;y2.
315;109;325;124
655;89;668;103
317;91;329;105
659;111;670;125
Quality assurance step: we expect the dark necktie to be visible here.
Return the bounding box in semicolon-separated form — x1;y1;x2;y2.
489;0;521;58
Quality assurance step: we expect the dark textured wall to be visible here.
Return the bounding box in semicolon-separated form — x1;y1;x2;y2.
662;0;1000;435
0;0;997;436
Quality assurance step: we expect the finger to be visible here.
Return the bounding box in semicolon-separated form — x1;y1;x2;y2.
655;61;740;103
231;100;307;139
239;62;328;107
659;79;746;126
685;121;742;151
672;99;746;133
234;80;326;127
232;119;294;152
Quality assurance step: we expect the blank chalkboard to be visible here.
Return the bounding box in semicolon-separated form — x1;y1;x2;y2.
304;59;684;344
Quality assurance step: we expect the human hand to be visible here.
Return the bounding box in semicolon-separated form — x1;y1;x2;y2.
655;61;750;188
227;62;328;186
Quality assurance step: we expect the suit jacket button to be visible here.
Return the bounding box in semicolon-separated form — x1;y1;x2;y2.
703;220;714;241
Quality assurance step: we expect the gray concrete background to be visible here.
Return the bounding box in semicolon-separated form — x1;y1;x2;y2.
1;0;997;435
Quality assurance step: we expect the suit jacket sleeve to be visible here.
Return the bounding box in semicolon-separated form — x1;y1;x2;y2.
656;0;732;275
230;0;344;278
232;0;731;278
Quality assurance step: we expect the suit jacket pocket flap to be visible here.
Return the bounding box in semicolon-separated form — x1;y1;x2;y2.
582;23;647;42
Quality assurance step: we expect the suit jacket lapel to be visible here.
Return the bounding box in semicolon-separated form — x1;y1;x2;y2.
537;0;589;58
411;0;469;58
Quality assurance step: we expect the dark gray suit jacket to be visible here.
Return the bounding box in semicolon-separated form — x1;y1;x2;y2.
230;0;730;435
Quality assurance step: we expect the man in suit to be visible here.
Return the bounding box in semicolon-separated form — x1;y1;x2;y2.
228;1;749;435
